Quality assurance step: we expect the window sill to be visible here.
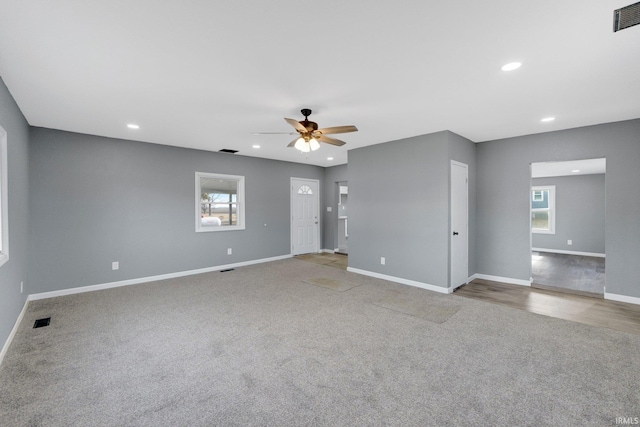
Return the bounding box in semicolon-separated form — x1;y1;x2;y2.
196;225;246;233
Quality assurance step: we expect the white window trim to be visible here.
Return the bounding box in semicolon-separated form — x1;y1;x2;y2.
0;125;8;267
195;172;245;232
531;185;555;235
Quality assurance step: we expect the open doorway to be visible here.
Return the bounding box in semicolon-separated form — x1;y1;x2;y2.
336;182;348;254
530;158;606;296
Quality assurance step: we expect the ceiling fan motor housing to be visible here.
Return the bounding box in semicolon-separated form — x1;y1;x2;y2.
299;109;317;132
302;120;318;132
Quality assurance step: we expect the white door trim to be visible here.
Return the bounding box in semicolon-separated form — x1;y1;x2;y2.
290;177;320;255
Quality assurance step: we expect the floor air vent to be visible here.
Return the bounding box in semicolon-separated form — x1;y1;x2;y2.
614;2;640;32
33;317;51;328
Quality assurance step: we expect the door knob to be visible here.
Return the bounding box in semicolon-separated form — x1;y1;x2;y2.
453;231;459;236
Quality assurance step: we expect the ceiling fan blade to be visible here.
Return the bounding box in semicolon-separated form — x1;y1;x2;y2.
316;125;358;135
284;118;307;133
251;132;297;135
317;135;346;146
287;138;299;148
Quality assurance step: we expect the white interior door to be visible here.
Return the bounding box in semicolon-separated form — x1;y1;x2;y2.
451;161;469;290
291;178;319;255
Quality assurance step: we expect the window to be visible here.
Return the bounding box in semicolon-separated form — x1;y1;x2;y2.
531;185;555;234
297;185;313;195
532;190;543;202
196;172;245;232
0;125;8;267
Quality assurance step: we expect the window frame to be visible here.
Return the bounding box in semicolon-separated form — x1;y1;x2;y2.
195;171;245;233
0;125;8;267
531;185;555;235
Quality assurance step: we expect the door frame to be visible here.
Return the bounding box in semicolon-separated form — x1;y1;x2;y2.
450;160;469;290
290;177;320;255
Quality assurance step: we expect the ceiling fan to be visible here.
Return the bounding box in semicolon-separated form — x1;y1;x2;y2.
255;109;358;152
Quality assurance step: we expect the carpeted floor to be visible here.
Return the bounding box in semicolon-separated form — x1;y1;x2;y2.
1;258;639;426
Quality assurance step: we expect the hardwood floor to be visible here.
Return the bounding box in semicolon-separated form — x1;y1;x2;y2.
455;279;640;335
296;252;640;335
532;251;605;295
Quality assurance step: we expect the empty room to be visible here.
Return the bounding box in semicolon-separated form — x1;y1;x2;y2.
1;1;640;426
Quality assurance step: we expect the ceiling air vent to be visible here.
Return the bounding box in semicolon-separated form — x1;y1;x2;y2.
219;149;238;154
614;2;640;32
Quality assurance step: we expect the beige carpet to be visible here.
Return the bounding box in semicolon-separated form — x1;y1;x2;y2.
303;277;361;292
1;257;639;426
373;292;461;323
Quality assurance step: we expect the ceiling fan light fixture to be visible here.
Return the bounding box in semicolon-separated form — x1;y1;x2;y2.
309;138;320;151
295;137;310;152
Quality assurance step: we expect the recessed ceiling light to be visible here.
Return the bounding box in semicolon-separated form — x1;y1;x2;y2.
541;117;555;122
572;169;580;173
501;62;522;71
327;157;334;161
127;124;140;129
252;144;260;149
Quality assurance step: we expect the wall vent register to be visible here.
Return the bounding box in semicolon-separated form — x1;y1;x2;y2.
614;2;640;32
33;317;51;328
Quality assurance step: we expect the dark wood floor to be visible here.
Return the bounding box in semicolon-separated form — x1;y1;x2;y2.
532;251;605;295
455;278;640;335
297;252;640;335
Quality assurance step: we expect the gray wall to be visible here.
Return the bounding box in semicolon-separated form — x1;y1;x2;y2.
532;174;605;254
322;164;347;251
477;119;640;298
0;77;30;349
28;128;324;294
349;131;455;289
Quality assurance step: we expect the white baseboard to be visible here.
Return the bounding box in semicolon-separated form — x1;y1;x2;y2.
347;267;451;294
321;249;335;254
0;298;29;367
532;248;606;258
604;292;640;306
473;274;532;287
27;254;293;301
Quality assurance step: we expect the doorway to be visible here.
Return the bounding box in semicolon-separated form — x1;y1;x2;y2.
336;182;348;254
291;178;320;255
530;159;606;296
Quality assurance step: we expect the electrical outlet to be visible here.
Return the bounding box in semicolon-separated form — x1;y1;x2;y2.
327;206;332;212
567;240;573;245
20;281;23;294
227;248;232;255
380;257;386;265
112;261;119;270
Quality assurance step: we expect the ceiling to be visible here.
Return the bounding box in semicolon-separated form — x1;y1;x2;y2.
0;1;638;167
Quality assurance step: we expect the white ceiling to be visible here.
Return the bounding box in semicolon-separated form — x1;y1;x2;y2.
0;1;638;167
531;158;606;178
